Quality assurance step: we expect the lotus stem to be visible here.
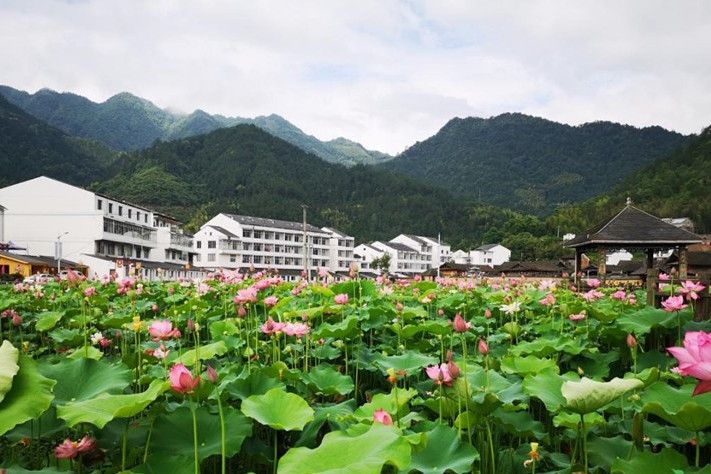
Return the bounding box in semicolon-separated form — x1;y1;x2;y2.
190;398;200;474
217;394;226;474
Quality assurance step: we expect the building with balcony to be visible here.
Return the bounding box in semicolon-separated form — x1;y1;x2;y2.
0;176;202;279
153;212;196;266
390;234;452;268
193;213;354;279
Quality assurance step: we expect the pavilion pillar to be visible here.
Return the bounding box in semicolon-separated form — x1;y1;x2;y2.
574;249;581;285
679;246;689;279
646;249;657;307
597;248;607;284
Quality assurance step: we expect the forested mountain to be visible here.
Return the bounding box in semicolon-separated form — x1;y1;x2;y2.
0;95;116;188
380;113;689;213
548;125;711;236
0;85;391;166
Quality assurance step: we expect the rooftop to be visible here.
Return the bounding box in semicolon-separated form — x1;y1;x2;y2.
564;204;703;249
476;244;500;251
0;251;81;268
208;225;239;239
224;213;325;234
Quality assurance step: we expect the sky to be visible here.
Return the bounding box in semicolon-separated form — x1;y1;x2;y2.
1;0;710;154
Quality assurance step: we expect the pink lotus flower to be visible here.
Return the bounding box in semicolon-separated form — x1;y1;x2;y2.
11;314;22;326
318;267;329;278
446;351;461;379
373;409;393;425
169;363;200;394
283;322;310;338
667;331;711;396
659;272;671;281
263;296;278;307
54;435;96;459
585;278;601;288
661;295;688;312
426;363;453;386
206;365;219;384
153;344;169;360
237;305;247;317
148;320;181;340
611;290;627;301
582;289;604;302
395;302;404;312
233;287;258;304
539;293;556;306
261;317;286;335
568;312;586;322
452;313;471;333
478;338;489;355
334;293;349;305
680;280;705;301
626;333;637;348
484;308;492;319
83;286;96;297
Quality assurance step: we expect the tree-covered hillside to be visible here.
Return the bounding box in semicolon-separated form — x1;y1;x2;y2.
0;86;391;166
0;95;116;188
381;113;689;213
548;125;711;236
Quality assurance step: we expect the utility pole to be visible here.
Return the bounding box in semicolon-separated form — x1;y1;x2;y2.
302;204;309;280
56;232;68;275
437;232;441;278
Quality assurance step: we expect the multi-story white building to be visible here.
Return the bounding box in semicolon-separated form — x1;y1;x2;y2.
153;212;196;268
354;243;384;274
371;241;429;275
390;234;452;268
0;176;201;279
469;244;511;267
193;213;354;279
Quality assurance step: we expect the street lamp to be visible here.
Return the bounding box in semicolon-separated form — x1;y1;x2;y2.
56;232;69;274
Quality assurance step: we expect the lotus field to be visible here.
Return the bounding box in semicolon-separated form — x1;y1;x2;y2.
1;272;710;474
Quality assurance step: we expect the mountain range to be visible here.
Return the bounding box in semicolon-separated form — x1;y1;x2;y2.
380;113;690;213
0;85;391;166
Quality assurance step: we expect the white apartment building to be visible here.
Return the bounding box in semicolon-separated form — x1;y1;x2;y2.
0;176;201;280
354;243;384;274
193;213;355;279
390;234;452;268
469;244;511;267
153;212;196;267
371;240;429;275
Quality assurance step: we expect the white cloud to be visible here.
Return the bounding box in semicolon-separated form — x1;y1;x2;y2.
0;0;709;154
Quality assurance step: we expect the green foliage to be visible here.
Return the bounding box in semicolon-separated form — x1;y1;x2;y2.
0;341;19;404
0;356;55;435
241;388;314;431
382;113;688;214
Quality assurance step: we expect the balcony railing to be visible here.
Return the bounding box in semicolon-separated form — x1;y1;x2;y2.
170;233;193;248
103;217;155;243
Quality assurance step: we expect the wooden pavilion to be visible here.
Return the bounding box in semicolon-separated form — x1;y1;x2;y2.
563;199;703;305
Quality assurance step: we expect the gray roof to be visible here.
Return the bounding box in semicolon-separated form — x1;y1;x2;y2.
209;225;239;239
404;234;427;245
564;205;703;248
0;251;81;267
322;227;352;239
224;214;325;234
384;242;418;252
476;244;499;251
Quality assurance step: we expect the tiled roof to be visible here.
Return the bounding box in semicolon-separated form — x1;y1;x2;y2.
476;244;499;251
208;225;239;239
0;251;80;267
383;242;418;252
564;205;702;248
224;214;325;234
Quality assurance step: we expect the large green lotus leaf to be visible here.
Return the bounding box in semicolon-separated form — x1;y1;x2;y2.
553;411;605;430
302;365;354;396
561;377;643;414
522;369;574;412
353;388;418;421
331;279;376;299
296;400;357;448
35;311;64;331
509;336;590;357
279;424;411;474
57;379;167;428
0;340;19;404
225;370;285;401
0;356;56;436
611;447;689;473
616;307;692;335
67;345;103;360
39;357;131;403
312;315;360;339
641;382;711;432
491;408;547;439
374;351;438;376
0;466;67;473
586;435;633;471
150;405;251;463
132;454;194;474
400;320;452;339
173;341;227;365
406;424;479;474
500;355;558;376
241;387;314;431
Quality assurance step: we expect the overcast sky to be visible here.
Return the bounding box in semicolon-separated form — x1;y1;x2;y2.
1;0;710;154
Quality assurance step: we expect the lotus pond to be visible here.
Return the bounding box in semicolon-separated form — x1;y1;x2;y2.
0;272;710;473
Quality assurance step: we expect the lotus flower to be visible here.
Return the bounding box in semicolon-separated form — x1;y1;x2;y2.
54;435;96;459
233;287;258;304
169;363;200;394
334;293;349;305
659;272;671;281
373;409;393;425
680;280;705;301
500;301;521;315
148;320;181;340
446;351;461;378
261;317;286;335
667;331;711;395
452;313;471;333
585;278;601;288
611;290;627;301
568;311;586;322
283;322;310;338
206;365;219;384
539;293;556;306
263;295;278;307
478;338;489;355
626;333;637;348
661;295;688;312
582;289;603;302
83;286;96;297
425;363;453;386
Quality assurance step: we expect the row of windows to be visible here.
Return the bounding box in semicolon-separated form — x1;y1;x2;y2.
97;199;150;224
96;241;151;259
103;218;154;241
241;230;331;246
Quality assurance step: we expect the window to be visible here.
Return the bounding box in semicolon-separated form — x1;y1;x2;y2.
108;203;113;213
97;199;102;210
207;253;216;262
128;209;132;218
208;241;216;249
137;211;141;221
144;215;148;223
229;255;236;263
243;230;252;238
118;206;123;216
194;254;201;262
196;241;202;249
